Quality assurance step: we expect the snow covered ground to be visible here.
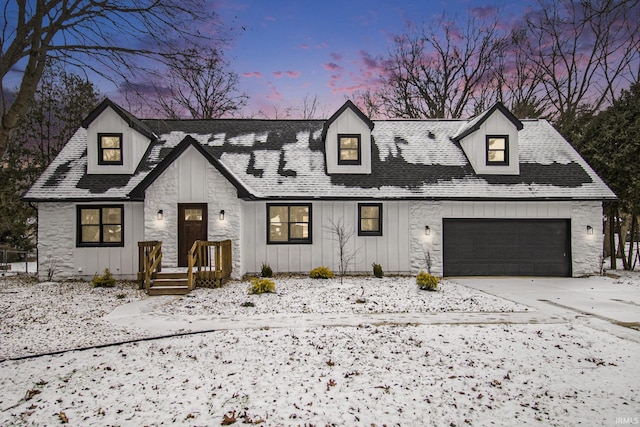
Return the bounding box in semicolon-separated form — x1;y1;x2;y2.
1;274;639;426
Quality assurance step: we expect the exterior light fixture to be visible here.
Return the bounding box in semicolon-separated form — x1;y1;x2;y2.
425;225;431;236
587;225;593;235
156;210;164;221
219;210;225;221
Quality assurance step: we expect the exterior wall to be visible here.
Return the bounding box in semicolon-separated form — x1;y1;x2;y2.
86;107;151;175
571;201;604;276
407;200;603;277
459;112;520;175
37;201;144;281
325;108;372;174
144;145;242;277
241;200;411;275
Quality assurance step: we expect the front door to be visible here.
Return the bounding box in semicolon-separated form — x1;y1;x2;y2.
178;203;208;267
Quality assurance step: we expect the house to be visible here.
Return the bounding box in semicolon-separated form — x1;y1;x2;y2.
24;99;615;283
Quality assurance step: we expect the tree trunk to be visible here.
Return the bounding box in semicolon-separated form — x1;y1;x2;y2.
608;205;616;269
625;209;637;270
617;214;630;259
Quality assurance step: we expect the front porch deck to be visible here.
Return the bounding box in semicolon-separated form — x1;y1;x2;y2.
138;240;232;295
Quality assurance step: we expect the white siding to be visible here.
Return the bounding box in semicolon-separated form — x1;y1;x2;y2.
144;145;242;276
325;108;372;174
459;111;520;175
241;200;411;275
86;107;151;175
37;201;144;281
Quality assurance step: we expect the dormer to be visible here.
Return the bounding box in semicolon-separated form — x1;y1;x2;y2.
82;99;156;175
453;102;523;175
322;100;375;174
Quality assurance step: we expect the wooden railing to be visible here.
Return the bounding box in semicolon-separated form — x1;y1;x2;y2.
138;241;162;292
187;240;232;290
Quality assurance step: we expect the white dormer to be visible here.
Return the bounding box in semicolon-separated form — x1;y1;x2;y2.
322;100;375;174
83;99;155;175
453;103;523;175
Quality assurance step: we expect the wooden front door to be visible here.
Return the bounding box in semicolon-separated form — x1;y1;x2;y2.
178;203;208;267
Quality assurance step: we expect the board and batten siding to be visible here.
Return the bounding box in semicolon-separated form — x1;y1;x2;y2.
144;144;242;276
241;200;411;275
37;201;144;281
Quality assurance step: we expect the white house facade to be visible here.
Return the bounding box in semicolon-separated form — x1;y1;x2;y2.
25;99;615;281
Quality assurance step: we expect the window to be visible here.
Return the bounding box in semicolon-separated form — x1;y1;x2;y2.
358;203;382;236
77;205;124;246
338;134;361;165
267;204;312;244
98;133;123;165
486;135;509;165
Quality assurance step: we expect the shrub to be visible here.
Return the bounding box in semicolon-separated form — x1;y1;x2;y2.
372;262;384;278
310;266;334;279
248;277;276;294
93;268;116;288
416;271;439;291
260;262;273;278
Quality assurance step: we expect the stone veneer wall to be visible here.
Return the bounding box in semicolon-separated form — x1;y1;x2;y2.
37;202;75;281
571;201;604;276
144;145;242;279
409;201;443;276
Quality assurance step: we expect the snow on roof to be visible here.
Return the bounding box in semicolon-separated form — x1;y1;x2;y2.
24;115;615;202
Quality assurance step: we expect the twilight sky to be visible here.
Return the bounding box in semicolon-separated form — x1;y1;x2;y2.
116;0;528;118
213;0;526;117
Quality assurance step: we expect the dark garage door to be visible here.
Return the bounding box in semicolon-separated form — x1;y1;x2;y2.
443;219;571;277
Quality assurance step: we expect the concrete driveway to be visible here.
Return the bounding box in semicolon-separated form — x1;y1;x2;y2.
451;276;640;327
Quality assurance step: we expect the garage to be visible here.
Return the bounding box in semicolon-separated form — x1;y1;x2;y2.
443;219;571;277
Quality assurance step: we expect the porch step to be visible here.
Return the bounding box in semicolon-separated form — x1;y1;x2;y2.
148;272;190;296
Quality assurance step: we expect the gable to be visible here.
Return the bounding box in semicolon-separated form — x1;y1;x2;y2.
323;100;374;175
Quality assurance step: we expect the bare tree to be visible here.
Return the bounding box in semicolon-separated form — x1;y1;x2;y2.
376;14;508;118
521;0;640;128
127;48;247;119
295;94;324;119
327;219;358;285
0;0;216;156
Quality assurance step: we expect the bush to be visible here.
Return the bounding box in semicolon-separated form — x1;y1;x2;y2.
416;271;439;291
310;266;334;279
372;262;384;278
93;268;116;288
260;262;273;278
248;277;276;294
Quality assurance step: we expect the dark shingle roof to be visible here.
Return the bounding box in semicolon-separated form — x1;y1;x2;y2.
24;113;615;202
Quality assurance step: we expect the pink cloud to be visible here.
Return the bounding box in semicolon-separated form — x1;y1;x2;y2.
273;71;283;78
330;52;343;61
286;70;301;78
243;71;263;78
265;83;282;101
322;62;343;71
300;44;310;49
469;7;498;19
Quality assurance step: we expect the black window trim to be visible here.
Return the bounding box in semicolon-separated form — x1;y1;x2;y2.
267;203;313;245
358;203;383;236
337;133;361;165
98;132;123;165
486;134;509;166
76;204;125;247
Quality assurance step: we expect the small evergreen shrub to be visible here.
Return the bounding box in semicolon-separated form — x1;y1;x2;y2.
310;266;334;279
416;271;439;291
248;277;276;294
92;268;116;288
260;262;273;278
372;262;384;278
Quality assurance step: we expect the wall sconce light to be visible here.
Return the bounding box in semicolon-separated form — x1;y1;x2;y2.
587;225;593;235
156;210;164;221
425;225;431;236
219;210;225;221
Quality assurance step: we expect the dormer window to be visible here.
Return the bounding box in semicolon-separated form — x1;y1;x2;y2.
98;133;123;165
338;134;361;165
486;135;508;165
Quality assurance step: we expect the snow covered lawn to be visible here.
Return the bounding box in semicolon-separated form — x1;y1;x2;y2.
0;275;639;425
